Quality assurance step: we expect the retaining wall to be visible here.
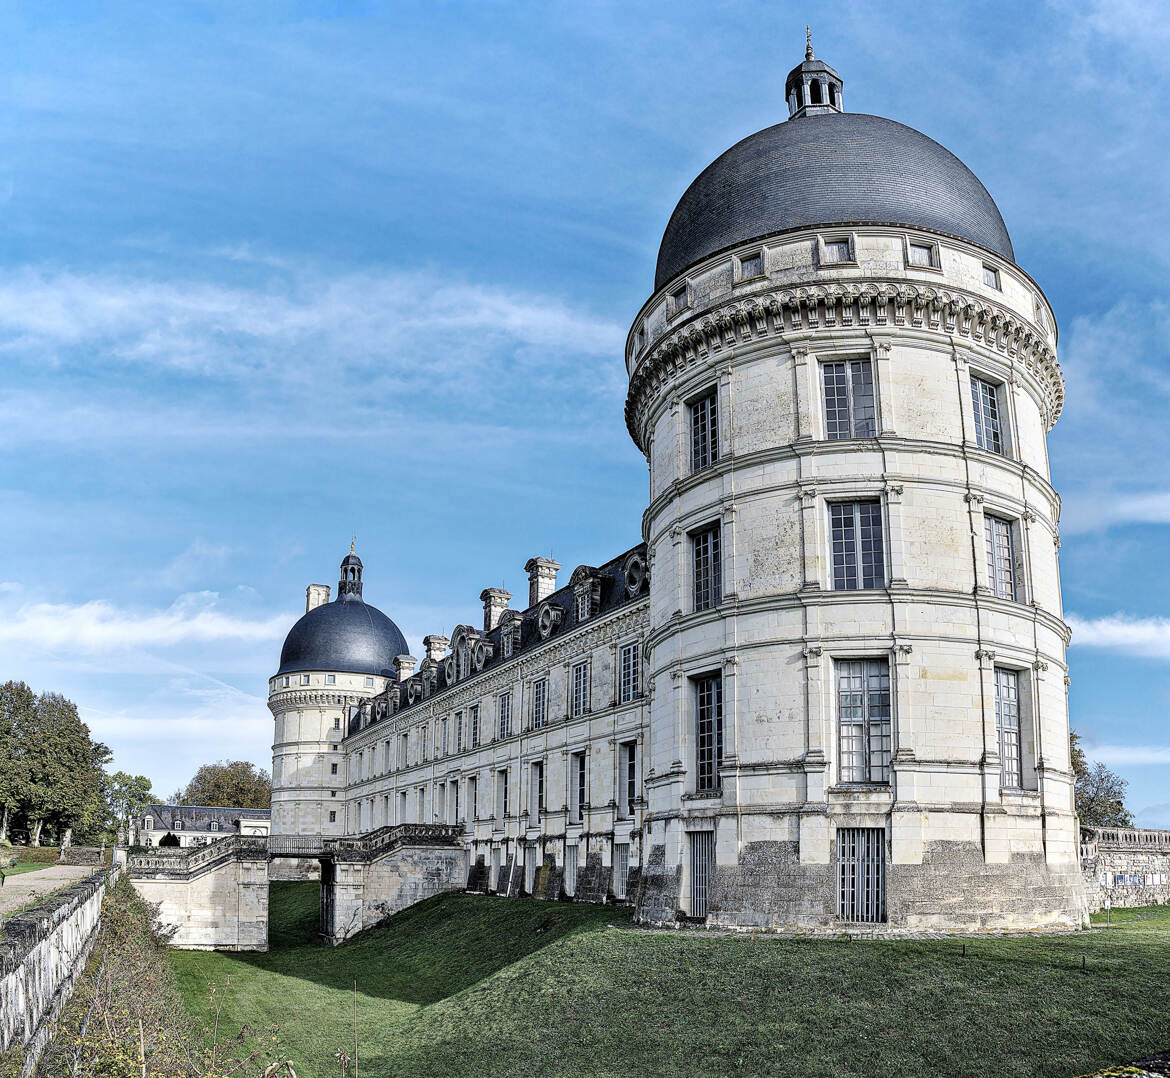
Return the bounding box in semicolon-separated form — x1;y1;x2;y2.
1081;827;1170;911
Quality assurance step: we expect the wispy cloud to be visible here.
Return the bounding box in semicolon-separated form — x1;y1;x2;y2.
1068;613;1170;659
0;587;291;652
1089;744;1170;766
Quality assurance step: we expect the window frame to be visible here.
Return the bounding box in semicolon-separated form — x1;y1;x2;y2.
821;357;878;440
570;660;590;718
691;523;723;612
669;281;689;316
970;372;1009;455
817;232;857;267
619;642;640;704
994;666;1024;790
736;249;764;282
688;386;720;473
982;263;1002;290
834;657;893;785
904;236;941;271
694;672;724;794
532;677;549;729
497;692;512;740
828;499;887;591
984;513;1021;600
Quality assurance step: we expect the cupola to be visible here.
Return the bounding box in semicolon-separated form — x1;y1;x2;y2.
785;28;844;119
338;538;363;600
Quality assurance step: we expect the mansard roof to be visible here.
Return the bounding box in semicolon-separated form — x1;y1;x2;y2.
136;803;270;829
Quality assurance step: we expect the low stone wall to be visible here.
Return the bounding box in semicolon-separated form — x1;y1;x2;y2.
1082;827;1170;911
127;836;269;951
0;864;120;1074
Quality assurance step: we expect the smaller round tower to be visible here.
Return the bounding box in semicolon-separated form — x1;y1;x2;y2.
268;545;409;870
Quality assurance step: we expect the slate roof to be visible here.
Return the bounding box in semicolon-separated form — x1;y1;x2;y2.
277;594;409;677
654;112;1014;291
137;804;270;830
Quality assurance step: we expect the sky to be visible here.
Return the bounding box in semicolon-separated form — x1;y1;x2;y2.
1;1;1168;821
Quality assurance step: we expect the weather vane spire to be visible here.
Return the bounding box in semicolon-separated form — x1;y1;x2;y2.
350;534;356;555
805;25;814;61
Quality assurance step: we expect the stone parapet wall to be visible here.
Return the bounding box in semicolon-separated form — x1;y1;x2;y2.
0;865;120;1073
1081;827;1170;911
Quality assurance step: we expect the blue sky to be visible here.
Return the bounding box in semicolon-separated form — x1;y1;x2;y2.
1;1;1168;820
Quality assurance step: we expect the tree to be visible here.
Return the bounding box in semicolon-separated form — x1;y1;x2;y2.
178;760;271;809
106;771;155;843
1071;731;1134;829
0;681;34;841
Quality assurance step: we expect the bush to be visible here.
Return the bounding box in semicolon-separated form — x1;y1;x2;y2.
31;875;296;1078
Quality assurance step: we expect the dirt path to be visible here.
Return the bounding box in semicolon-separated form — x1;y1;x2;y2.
0;863;93;919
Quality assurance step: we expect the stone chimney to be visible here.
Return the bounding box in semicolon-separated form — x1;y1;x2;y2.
306;584;331;613
524;557;562;607
423;635;449;663
393;654;416;682
479;588;512;632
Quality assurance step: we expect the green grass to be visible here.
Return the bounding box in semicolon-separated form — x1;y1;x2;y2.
169;884;1170;1078
1;861;54;876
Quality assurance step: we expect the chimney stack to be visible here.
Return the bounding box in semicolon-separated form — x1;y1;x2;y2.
423;634;449;663
393;654;416;682
479;588;512;632
306;584;331;613
524;557;562;607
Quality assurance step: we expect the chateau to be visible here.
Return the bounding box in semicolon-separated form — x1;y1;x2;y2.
267;43;1086;932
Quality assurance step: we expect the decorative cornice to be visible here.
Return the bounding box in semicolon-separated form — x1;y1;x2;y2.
625;281;1064;452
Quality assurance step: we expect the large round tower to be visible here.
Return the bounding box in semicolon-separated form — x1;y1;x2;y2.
267;545;408;869
628;42;1084;929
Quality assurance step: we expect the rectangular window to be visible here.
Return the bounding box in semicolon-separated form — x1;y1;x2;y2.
830;501;885;590
455;711;463;753
671;283;688;311
564;844;579;897
995;667;1022;789
614;842;631;900
496;768;509;819
695;674;724;793
333;717;341;729
836;827;886;922
692;524;722;611
985;515;1018;600
491;846;501;891
524;844;537;893
836;659;892;784
619;643;639;703
530;761;544;818
908;241;936;267
971;375;1005;454
364;676;374;687
739;251;763;279
417;787;425;823
822;359;876;439
330;762;338;775
690;390;719;473
282;676;289;687
570;751;586;823
399;732;408;767
690;830;715;918
470;705;480;748
469;776;477;819
325;674;336;685
420;724;428;760
823;237;852;263
619;740;637;818
983;264;1001;289
329;810;337;823
532;678;549;728
301;674;310;686
436;783;445;823
440;717;448;756
571;661;590;717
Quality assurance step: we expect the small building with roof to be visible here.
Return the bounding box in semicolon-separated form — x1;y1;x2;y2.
130;804;270;848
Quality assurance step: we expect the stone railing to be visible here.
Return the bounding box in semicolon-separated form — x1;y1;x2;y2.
1;864;121;1072
322;824;462;861
1085;827;1170;851
1081;826;1170;911
127;835;267;879
267;834;327;858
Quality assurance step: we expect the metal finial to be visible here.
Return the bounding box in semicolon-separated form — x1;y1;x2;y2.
805;25;814;61
350;535;356;555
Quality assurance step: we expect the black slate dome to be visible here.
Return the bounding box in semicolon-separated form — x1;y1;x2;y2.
276;549;408;677
654;112;1014;292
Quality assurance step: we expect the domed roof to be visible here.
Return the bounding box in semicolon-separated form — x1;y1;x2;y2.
654;112;1014;292
277;597;408;677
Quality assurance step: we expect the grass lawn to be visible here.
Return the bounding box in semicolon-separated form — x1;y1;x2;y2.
169;883;1170;1078
1;861;54;876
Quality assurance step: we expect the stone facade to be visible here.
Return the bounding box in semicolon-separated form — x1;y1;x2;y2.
268;48;1087;932
129;803;270;848
1081;828;1170;911
127;836;269;951
1;865;118;1074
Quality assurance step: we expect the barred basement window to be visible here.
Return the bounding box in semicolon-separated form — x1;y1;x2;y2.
614;842;631;899
837;827;886;922
695;673;724;793
971;375;1005;453
985;515;1018;599
619;643;639;703
995;667;1023;789
498;692;512;739
836;659;892;784
830;501;885;590
532;678;549;728
470;705;480;747
822;359;876;439
690;389;719;473
690;830;715;918
692;524;722;611
565;844;579;896
571;661;590;717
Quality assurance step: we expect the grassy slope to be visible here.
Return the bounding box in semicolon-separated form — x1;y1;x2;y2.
169;884;1170;1078
1;862;54;876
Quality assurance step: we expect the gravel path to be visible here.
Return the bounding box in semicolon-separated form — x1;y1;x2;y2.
0;863;92;919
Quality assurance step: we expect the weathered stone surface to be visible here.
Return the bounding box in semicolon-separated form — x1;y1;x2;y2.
1082;828;1170;911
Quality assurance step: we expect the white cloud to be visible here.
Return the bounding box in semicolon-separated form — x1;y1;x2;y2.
0;587;291;652
1067;613;1170;658
1090;744;1170;766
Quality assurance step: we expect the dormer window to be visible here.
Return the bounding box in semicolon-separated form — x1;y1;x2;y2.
143;816;153;831
210;821;219;832
173;819;182;830
570;567;601;623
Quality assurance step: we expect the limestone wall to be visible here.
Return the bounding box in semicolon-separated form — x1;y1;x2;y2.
127;837;269;951
1081;828;1170;911
0;865;119;1073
